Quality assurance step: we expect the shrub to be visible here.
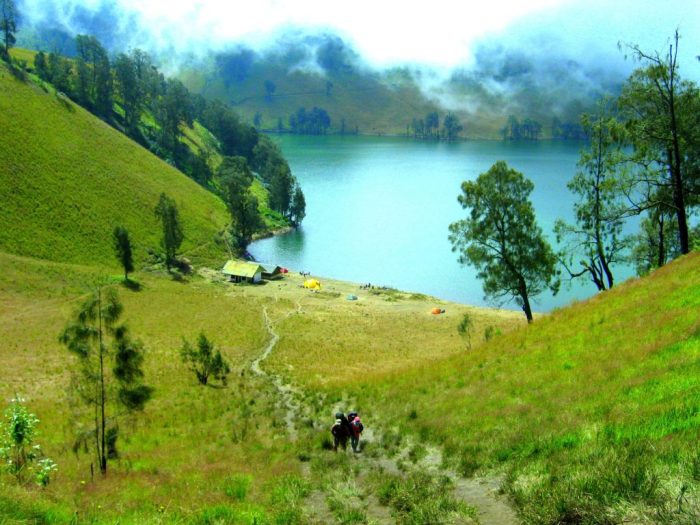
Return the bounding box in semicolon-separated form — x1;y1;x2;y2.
269;475;309;525
0;396;56;486
192;505;240;525
408;444;427;463
689;450;700;481
457;312;473;350
181;333;231;386
35;458;58;487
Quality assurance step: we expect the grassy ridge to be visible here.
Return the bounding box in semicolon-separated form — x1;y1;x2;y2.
0;62;230;268
269;252;700;520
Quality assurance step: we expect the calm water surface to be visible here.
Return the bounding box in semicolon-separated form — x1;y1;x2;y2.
250;135;635;312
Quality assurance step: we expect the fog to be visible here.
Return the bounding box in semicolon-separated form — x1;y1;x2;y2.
15;0;700;116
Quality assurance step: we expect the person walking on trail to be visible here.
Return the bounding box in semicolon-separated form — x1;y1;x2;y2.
347;411;364;453
331;412;351;452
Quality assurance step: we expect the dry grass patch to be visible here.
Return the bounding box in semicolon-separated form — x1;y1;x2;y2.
0;256;309;522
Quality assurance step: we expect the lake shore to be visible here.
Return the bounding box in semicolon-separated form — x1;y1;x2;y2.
251;134;615;312
253;224;295;241
205;260;532;323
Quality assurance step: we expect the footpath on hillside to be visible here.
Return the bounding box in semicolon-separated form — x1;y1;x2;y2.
249;300;520;525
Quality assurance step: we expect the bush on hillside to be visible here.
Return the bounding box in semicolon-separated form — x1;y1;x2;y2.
180;333;231;386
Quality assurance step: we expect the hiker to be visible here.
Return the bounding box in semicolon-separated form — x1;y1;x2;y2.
331;412;351;452
347;411;364;453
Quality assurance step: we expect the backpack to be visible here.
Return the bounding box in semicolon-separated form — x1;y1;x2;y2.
331;419;344;437
352;418;364;433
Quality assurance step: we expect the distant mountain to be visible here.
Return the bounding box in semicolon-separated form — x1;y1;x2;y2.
177;35;442;137
15;4;625;139
176;33;622;139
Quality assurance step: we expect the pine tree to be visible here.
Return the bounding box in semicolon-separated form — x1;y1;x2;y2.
290;186;306;226
0;0;16;60
59;287;152;474
113;226;134;281
154;193;184;271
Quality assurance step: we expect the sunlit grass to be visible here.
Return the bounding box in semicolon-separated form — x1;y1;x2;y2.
255;253;700;521
0;250;700;523
0;62;230;268
0;253;305;522
268;296;523;388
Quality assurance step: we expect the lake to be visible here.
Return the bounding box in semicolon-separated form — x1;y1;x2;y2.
250;134;637;312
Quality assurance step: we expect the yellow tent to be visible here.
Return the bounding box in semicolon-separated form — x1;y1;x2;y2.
303;279;321;290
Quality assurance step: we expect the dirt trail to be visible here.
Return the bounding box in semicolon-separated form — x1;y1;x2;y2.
453;477;519;525
358;426;518;525
251;303;520;524
250;304;303;440
414;442;518;525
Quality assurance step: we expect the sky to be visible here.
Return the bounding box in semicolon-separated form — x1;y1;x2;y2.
19;0;700;75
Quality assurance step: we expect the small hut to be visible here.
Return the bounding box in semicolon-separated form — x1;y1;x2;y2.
260;263;282;280
222;260;265;284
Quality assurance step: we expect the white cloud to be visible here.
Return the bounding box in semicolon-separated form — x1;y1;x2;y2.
110;0;571;66
19;0;700;74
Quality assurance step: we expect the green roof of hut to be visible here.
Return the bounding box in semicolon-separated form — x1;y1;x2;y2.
222;260;265;278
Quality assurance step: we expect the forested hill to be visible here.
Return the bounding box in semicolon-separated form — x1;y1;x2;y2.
17;13;610;140
0;58;230;267
3;39;308;266
177;34;614;140
178;37;442;138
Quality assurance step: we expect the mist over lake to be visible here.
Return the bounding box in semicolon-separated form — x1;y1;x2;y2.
250;135;637;312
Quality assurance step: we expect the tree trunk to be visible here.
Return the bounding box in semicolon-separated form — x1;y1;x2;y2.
667;41;690;255
587;260;605;291
519;279;533;323
599;252;614;289
97;288;107;475
670;161;689;254
657;213;666;268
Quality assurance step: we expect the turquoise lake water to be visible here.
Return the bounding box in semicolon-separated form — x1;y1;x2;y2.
250;135;636;312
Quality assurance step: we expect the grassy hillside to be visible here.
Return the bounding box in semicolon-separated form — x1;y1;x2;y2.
178;119;290;231
0;239;698;522
0;62;230;268
269;252;700;522
1;54;698;519
178;49;594;140
0;252;517;523
0;253;293;523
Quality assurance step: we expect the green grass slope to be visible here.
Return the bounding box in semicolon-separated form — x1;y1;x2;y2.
1;241;697;522
270;252;700;521
0;250;513;524
0;63;230;267
0;253;297;524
